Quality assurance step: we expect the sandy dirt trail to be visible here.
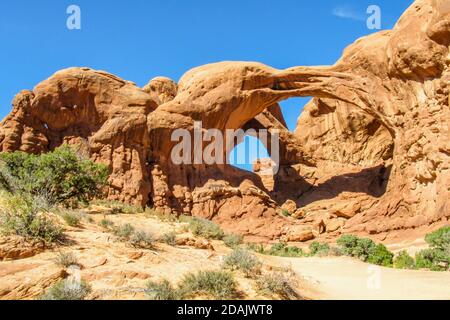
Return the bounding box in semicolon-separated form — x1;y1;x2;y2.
266;256;450;300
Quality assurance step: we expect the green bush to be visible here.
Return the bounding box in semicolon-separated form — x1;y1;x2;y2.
223;233;243;248
415;248;449;271
187;217;224;240
309;241;330;256
267;243;304;257
60;210;82;227
337;234;394;266
367;244;394;267
145;279;182;300
180;270;237;300
54;251;80;268
99;218;114;229
39;279;91;300
425;226;450;250
112;223;135;241
0;146;109;206
256;272;301;300
415;226;449;271
0;195;63;244
336;234;359;256
129;230;155;249
353;238;376;262
394;250;416;269
160;231;177;246
222;249;261;277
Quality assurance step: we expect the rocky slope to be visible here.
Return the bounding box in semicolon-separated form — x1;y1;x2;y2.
0;205;448;300
0;206;312;300
0;0;449;241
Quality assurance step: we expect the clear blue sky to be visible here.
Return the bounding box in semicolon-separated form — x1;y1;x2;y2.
0;0;413;169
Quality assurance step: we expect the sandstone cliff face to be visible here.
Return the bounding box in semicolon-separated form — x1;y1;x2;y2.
0;0;448;240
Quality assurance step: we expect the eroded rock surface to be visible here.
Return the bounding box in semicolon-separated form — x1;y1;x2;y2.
0;0;449;240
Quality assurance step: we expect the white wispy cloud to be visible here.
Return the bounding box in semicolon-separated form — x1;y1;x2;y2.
332;6;366;21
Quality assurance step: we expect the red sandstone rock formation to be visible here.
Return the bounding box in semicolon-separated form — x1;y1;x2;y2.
0;0;448;240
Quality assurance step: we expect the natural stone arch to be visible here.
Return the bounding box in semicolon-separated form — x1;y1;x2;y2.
0;0;448;239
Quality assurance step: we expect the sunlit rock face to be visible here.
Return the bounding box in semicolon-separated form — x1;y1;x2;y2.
0;0;449;240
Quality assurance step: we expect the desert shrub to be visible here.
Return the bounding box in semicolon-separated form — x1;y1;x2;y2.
367;244;394;267
99;218;114;229
222;249;261;277
256;272;301;300
0;195;63;244
129;230;155;249
110;223;154;249
336;234;359;256
54;251;80;268
180;270;237;300
60;210;82;227
39;279;91;300
145;279;183;300
245;243;265;254
0;146;109;206
267;243;304;257
223;233;243;248
413;226;449;271
415;248;449;271
187;217;224;240
394;250;416;269
309;241;330;256
92;199;144;215
337;235;394;266
425;226;450;250
160;231;177;246
352;238;377;262
112;223;135;241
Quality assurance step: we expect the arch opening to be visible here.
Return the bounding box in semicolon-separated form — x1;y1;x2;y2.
228;135;270;173
278;97;312;132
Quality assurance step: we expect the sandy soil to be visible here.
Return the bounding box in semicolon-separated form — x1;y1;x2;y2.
0;210;306;300
267;256;450;300
0;205;448;300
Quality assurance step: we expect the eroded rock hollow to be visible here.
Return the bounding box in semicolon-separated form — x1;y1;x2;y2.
1;0;449;241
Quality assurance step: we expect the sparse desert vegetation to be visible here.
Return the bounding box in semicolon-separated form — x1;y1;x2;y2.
160;231;177;246
0;146;448;301
59;210;82;227
53;251;80;268
0;194;64;244
222;249;262;277
39;279;92;300
0;146;108;207
393;250;416;270
414;226;449;271
184;216;225;240
223;233;243;248
179;270;238;300
256;271;301;300
145;279;183;300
